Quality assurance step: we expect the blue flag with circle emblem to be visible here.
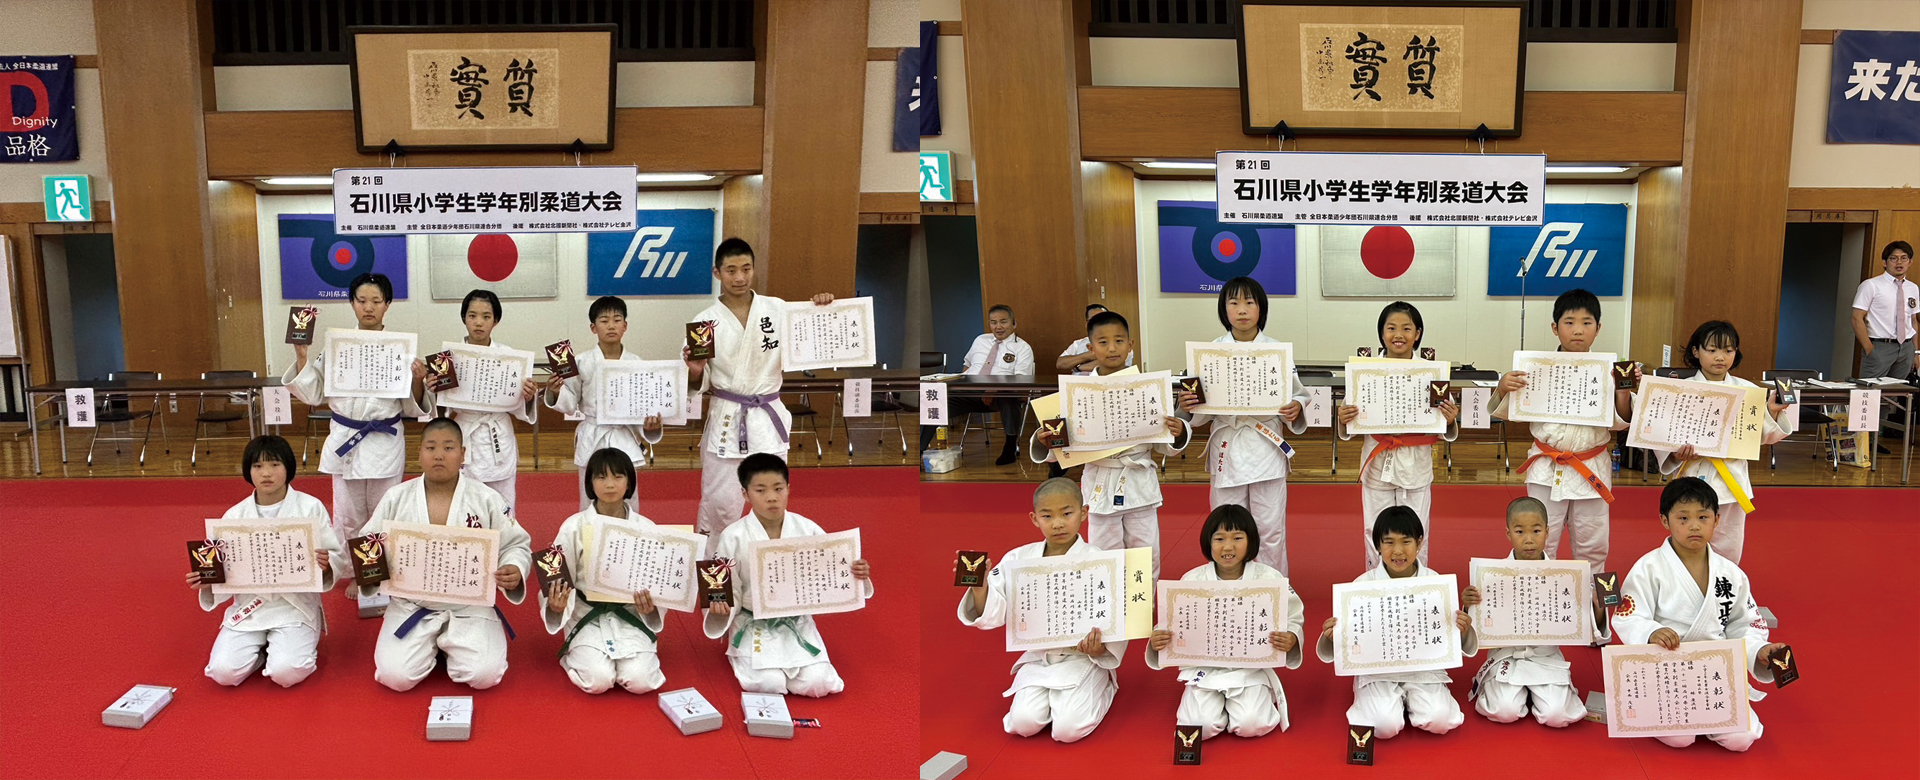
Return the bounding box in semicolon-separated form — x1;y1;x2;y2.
278;214;410;300
1157;201;1296;294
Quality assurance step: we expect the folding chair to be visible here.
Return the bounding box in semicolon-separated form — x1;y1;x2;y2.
192;370;258;467
88;371;165;466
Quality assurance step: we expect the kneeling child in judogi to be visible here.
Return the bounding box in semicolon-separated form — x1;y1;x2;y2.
541;447;669;695
1470;497;1610;727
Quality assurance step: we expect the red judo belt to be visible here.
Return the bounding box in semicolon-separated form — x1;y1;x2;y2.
1361;434;1441;477
1519;439;1616;504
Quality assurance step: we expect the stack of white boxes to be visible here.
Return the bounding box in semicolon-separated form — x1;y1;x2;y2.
920;752;968;780
1584;691;1607;724
659;688;723;736
741;692;793;739
426;696;473;741
102;685;175;729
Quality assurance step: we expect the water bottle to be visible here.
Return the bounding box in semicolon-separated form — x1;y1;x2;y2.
934;426;949;450
1611;445;1622;473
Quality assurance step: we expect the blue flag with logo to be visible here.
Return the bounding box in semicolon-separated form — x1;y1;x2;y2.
278;214;410;300
1827;30;1920;144
1;55;78;162
1157;201;1297;294
1487;204;1627;297
586;209;718;296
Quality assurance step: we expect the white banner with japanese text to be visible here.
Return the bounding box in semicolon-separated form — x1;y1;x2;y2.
1215;151;1544;226
332;166;638;235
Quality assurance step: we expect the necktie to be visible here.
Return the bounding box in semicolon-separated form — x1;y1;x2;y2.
976;340;1001;375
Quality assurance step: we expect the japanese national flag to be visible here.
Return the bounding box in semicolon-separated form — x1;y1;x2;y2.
1318;225;1457;297
428;233;559;300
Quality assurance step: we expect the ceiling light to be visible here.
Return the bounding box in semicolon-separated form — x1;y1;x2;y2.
261;176;334;186
1546;166;1630;174
1140;161;1217;170
636;173;716;183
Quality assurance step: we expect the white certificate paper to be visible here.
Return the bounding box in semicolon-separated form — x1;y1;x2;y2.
1003;549;1126;652
1626;375;1766;460
1058;370;1175;451
745;528;865;619
597;359;689;426
1602;639;1752;738
204;517;327;595
1331;574;1461;676
380;521;500;607
323;328;418;399
1508;350;1617;427
1343;359;1449;435
1184;341;1295;415
1469;557;1592;648
436;341;536;413
781;297;877;371
584;518;704;612
1156;578;1289;669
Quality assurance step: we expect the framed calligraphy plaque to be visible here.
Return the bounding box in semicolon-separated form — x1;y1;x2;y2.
348;26;616;152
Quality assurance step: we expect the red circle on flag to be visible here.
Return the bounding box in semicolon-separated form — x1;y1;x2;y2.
468;234;518;283
1217;237;1238;256
1360;226;1415;280
332;246;353;269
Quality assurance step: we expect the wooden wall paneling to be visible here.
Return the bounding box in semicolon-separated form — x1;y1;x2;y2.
758;0;867;300
722;174;767;294
1629;166;1683;368
0;202;111;224
1;225;54;385
204;108;767;178
94;0;217;387
1077;88;1686;164
1671;0;1802;380
1079;161;1139;341
207;180;264;375
961;0;1091;366
1788;188;1920;211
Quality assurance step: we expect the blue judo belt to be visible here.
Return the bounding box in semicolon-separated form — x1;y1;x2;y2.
332;412;404;458
393;605;517;641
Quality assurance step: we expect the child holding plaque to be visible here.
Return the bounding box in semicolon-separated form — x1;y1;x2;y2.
1611;477;1789;752
957;478;1129;743
424;290;539;515
705;453;873;697
543;296;664;512
1174;277;1310;575
186;435;349;687
283;273;426;562
359;418;533;691
1145;504;1305;740
1491;289;1637;572
1469;497;1609;728
540;448;667;695
1653;321;1795;563
1032;311;1190;580
1337;301;1460;570
1317;507;1479;739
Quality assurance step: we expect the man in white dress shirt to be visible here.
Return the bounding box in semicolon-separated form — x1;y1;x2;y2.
925;304;1036;465
1851;240;1916;440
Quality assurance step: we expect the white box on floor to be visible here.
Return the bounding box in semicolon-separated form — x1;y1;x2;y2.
922;446;962;474
1759;606;1778;629
659;688;722;736
741;692;793;739
1584;691;1606;724
427;696;473;741
921;751;968;780
359;591;391;619
102;685;175;729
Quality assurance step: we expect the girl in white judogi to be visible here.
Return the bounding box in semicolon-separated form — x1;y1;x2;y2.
1338;301;1460;570
958;478;1128;743
1468;497;1608;727
188;435;349;687
424;290;539;515
358;419;533;692
1653;321;1796;564
1145;505;1305;740
544;296;663;512
687;239;838;554
1319;507;1479;739
540;448;667;695
283;273;425;543
705;454;873;697
1611;477;1790;752
1176;277;1311;576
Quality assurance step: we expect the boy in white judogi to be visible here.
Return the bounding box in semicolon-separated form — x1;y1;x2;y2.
1469;497;1608;727
1145;504;1305;740
1338;302;1460;570
705;453;873;697
283;272;425;542
1654;321;1796;564
1032;312;1188;581
540;448;667;695
1319;506;1479;739
1176;277;1310;576
426;290;539;514
1491;289;1635;572
544;296;663;512
189;435;349;687
1611;477;1790;752
358;418;533;692
958;478;1129;743
687;238;837;555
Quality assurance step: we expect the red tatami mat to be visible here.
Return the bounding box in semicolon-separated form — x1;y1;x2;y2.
0;467;917;779
919;482;1919;779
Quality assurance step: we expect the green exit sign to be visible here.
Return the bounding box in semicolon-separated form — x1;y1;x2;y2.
919;151;952;203
43;175;92;222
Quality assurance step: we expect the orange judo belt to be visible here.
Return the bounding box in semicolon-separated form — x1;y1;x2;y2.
1361;434;1441;477
1519;440;1616;503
